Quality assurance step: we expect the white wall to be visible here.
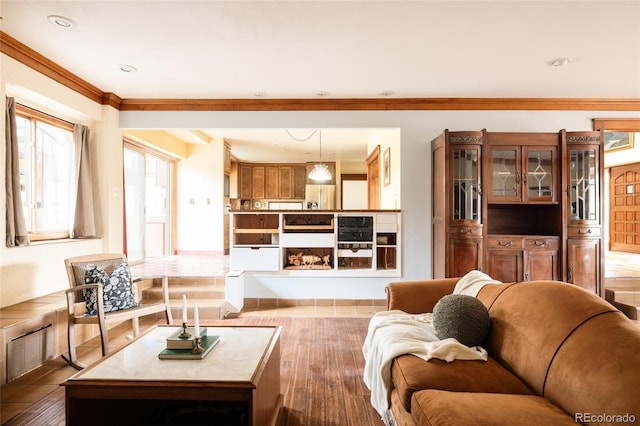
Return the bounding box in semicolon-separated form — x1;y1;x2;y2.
1;55;122;307
176;138;225;252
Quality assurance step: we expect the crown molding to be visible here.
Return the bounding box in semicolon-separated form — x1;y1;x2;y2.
118;97;640;111
2;30;640;112
0;31;104;104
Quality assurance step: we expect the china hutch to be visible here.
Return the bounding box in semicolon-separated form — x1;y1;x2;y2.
432;129;604;295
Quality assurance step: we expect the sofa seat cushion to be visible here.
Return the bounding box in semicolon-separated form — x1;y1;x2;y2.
392;354;533;412
411;390;576;426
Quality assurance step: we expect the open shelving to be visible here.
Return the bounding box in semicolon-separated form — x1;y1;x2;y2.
230;211;401;276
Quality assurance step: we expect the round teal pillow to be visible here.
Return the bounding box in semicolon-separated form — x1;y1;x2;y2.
432;294;490;347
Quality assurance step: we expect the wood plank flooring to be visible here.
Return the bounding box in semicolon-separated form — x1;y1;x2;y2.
1;317;382;426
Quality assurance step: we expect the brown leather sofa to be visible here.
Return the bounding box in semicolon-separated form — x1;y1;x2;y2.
385;278;640;426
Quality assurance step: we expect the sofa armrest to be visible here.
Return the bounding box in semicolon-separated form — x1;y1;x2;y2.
386;278;460;313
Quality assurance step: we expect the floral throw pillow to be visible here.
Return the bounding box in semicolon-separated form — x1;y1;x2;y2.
83;262;137;314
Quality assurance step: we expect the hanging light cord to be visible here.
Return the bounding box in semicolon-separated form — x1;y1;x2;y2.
285;129;318;142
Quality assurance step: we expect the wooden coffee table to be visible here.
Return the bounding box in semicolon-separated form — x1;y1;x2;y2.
62;325;283;426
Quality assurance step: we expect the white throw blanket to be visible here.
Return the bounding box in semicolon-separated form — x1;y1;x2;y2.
453;270;502;296
362;310;488;423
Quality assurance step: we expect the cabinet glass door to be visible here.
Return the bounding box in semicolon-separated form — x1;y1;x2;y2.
491;149;518;199
526;148;554;200
569;149;597;222
452;148;481;221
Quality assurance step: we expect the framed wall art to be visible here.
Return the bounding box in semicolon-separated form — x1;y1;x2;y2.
604;131;635;152
383;147;391;186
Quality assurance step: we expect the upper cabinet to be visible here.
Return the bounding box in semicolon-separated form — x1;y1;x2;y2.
223;142;232;175
451;145;482;224
565;133;601;226
239;164;252;199
238;163;307;201
486;133;559;204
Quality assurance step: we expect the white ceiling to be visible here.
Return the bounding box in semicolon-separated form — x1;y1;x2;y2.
2;0;639;162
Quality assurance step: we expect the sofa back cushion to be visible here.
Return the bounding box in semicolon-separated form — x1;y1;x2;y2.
482;281;617;395
544;310;640;420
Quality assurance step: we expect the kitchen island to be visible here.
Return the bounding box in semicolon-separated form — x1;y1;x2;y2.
229;210;401;276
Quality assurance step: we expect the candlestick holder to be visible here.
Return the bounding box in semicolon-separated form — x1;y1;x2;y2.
179;322;192;339
192;337;204;354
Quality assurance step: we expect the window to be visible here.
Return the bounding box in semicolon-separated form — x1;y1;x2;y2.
16;106;74;240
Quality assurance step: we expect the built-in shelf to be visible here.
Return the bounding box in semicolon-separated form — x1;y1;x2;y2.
230;211;401;276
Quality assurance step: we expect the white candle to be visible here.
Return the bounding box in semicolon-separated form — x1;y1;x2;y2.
194;302;200;337
182;294;187;324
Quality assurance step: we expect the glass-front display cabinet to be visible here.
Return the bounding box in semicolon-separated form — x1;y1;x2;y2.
452;148;482;223
488;146;556;203
568;148;598;224
564;130;603;296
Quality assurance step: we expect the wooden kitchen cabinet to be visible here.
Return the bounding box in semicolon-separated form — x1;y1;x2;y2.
252;166;265;199
293;166;306;198
265;166;279;199
238;164;306;201
278;167;292;198
223;143;231;174
239;164;252;199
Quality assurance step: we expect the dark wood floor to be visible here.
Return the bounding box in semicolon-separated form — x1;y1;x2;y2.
1;317;382;426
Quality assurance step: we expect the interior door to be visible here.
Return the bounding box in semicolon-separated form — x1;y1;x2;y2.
610;163;640;253
367;146;381;209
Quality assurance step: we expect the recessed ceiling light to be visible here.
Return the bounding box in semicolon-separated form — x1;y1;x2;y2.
47;15;75;29
316;91;330;97
118;64;137;73
548;57;572;67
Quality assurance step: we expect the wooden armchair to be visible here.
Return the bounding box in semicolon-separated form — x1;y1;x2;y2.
62;253;173;369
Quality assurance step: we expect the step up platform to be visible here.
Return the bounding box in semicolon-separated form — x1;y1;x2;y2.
140;275;230;320
605;278;640;322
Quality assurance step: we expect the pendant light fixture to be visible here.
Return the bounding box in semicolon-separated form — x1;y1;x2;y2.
308;130;332;182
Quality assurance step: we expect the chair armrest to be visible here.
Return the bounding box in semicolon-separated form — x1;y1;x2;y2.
386;278;460;313
65;283;104;316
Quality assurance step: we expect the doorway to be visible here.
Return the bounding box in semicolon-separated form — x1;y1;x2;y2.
123;144;173;262
341;174;368;209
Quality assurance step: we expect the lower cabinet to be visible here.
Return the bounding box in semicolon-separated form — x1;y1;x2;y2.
567;238;601;294
447;237;483;278
230;247;280;271
486;235;559;283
